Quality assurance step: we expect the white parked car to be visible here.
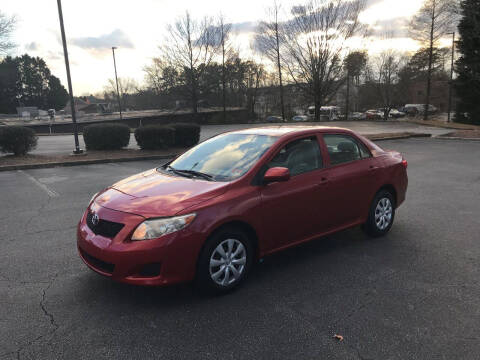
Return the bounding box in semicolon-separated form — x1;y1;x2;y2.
389;109;406;118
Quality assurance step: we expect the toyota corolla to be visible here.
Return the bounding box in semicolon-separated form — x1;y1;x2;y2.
77;126;408;293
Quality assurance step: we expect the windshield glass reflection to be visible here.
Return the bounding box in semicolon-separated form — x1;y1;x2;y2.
168;134;277;181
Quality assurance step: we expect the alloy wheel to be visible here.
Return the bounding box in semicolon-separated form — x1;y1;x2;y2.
375;198;393;230
209;239;247;286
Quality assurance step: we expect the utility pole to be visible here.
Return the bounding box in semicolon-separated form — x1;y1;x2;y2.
447;32;455;123
56;0;82;154
112;47;123;121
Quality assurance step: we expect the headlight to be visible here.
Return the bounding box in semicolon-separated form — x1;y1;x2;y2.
131;213;196;241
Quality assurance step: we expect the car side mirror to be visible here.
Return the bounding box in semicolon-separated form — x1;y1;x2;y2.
263;167;290;184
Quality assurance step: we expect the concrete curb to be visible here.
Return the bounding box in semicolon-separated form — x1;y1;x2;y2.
0;132;434;172
0;154;177;172
368;133;432;141
434;136;480;141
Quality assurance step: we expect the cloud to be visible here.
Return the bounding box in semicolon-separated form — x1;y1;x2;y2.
231;21;258;34
25;42;38;51
71;29;134;51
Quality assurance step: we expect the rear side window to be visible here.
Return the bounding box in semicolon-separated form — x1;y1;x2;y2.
323;134;371;166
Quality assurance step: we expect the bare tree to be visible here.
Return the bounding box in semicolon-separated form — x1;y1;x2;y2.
282;0;366;121
0;11;16;55
143;58;180;95
104;77;139;110
160;11;220;113
256;1;286;121
217;15;232;121
410;0;458;120
343;51;368;118
371;51;404;121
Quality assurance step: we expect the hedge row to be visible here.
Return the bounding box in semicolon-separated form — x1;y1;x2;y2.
0;126;38;155
83;122;200;151
0;122;200;155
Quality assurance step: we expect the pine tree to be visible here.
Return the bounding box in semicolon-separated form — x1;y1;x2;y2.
455;0;480;124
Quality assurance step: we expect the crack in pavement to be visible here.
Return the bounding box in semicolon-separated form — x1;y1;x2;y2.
1;274;59;360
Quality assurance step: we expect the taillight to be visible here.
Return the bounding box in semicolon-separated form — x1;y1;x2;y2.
401;159;408;169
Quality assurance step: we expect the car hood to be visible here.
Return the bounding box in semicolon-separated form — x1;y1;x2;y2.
94;169;229;217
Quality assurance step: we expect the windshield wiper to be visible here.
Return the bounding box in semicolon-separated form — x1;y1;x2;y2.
165;166;214;181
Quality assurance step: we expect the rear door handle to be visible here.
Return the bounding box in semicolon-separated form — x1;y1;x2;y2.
369;166;379;171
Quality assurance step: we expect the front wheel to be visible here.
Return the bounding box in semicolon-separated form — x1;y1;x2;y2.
363;190;395;237
196;227;253;294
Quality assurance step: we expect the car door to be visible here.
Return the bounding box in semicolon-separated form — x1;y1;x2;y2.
320;133;378;229
259;135;329;251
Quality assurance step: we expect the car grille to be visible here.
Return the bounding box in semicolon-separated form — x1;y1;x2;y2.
86;211;124;238
79;248;115;274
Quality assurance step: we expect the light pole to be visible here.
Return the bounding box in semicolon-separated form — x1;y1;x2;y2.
56;0;83;154
447;31;455;123
111;47;123;121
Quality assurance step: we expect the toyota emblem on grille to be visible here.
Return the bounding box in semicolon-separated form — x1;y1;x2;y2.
91;213;100;226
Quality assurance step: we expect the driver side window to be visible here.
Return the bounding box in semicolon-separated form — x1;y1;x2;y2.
267;137;323;176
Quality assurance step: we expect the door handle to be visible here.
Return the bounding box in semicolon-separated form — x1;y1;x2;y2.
318;177;329;186
369;165;379;171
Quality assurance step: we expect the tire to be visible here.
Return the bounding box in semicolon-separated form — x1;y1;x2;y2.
196;227;254;294
363;190;395;237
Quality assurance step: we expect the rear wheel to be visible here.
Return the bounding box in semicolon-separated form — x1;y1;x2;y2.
363;190;395;237
196;227;253;294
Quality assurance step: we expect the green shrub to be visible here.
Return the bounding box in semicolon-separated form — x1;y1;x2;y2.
170;123;200;147
83;123;130;150
134;125;175;150
0;126;38;155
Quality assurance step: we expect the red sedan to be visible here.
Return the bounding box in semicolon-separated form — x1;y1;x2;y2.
77;126;408;292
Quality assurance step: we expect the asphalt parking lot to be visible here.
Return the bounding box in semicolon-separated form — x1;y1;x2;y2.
1;138;479;359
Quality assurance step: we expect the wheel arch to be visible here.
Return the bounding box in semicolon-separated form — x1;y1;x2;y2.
377;184;397;206
196;220;260;271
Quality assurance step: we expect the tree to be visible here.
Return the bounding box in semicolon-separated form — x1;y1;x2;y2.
343;51;368;117
0;56;20;112
0;54;68;113
282;0;366;121
255;1;286;121
0;11;16;55
103;77;139;110
218;15;232;121
371;51;404;120
454;0;480;124
410;0;458;119
160;11;220;113
143;58;180;96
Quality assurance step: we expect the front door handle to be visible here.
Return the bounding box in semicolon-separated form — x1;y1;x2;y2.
318;177;329;185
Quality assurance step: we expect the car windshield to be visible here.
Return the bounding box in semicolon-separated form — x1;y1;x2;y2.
165;133;277;181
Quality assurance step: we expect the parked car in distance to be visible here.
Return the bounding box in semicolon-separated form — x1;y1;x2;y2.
351;112;366;120
265;115;283;123
292;115;309;122
365;109;384;120
78;126;408;293
403;104;437;116
388;109;406;118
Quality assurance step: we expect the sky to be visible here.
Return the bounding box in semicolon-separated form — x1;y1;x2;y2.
2;0;425;95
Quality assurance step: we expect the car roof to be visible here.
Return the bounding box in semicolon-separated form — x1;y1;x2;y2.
224;125;354;137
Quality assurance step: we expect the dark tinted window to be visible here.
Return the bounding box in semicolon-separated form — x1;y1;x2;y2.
266;137;323;176
323;134;369;165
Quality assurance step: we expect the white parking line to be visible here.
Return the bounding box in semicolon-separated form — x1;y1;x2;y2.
18;170;59;198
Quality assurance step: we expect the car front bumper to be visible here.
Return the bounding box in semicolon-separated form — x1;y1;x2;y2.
77;203;203;286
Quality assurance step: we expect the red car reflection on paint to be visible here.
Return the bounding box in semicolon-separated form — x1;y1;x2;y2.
77;126;408;293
